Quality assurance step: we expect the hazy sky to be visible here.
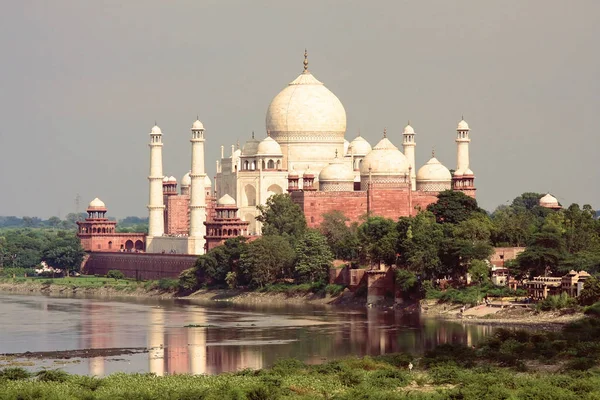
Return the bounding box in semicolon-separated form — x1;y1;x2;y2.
2;1;599;218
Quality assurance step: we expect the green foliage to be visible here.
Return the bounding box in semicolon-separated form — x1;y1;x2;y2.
468;259;490;284
537;293;577;311
395;269;419;300
318;210;359;261
0;367;30;380
0;267;35;277
294;229;333;283
579;276;600;306
256;193;306;241
178;268;198;292
325;284;345;296
106;270;124;280
36;369;69;382
239;236;295;288
357;216;398;266
396;211;443;278
225;271;237;289
157;278;179;291
426;190;486;224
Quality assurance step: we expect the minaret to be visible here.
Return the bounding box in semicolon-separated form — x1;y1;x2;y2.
455;117;470;173
148;125;165;237
402;122;416;190
188;119;207;254
453;117;476;198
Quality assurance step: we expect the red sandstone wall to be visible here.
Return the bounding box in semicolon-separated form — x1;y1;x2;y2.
166;195;190;235
83;252;198;280
293;189;439;229
79;234;146;252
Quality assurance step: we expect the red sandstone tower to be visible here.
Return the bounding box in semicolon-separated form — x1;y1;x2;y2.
204;194;249;251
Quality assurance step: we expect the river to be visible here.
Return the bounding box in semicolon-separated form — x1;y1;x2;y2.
0;293;497;376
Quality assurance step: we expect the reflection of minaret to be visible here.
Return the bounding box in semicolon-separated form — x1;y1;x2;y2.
148;307;165;376
187;309;207;375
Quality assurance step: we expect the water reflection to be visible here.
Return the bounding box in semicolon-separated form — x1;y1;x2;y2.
0;294;495;376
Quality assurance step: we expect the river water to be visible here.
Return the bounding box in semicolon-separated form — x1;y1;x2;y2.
0;293;497;376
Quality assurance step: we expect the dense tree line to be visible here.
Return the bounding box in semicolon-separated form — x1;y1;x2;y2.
0;214;148;233
0;229;85;272
183;190;600;292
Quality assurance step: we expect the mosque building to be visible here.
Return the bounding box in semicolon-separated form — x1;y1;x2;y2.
79;51;476;256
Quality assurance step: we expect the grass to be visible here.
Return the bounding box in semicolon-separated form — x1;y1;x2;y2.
259;282;346;297
425;283;527;306
1;275;154;292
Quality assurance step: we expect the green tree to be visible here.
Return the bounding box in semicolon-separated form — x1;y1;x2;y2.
239;236;295;288
468;259;490;284
205;236;248;284
579;276;600;306
41;232;85;272
318;210;359;261
357;217;398;266
490;205;536;247
193;254;219;284
396;211;443;278
426;190;485;224
516;225;566;278
294;229;334;283
256;194;306;241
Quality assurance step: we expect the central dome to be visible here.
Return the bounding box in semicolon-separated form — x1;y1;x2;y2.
265;62;346;135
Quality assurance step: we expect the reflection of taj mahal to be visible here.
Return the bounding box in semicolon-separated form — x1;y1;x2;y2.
80;51;476;257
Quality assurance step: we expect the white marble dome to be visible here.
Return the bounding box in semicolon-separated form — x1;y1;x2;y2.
217;194;236;206
162;176;170;183
151;125;162;134
168;176;177;182
204;175;212;187
319;158;354;182
539;193;560;209
360;137;409;177
457;119;470;130
348;135;372;156
265;71;346;135
344;139;350;155
88;198;106;209
242;134;260;156
191;119;204;130
417;157;452;182
181;172;191;187
403;124;415;134
257;136;283;156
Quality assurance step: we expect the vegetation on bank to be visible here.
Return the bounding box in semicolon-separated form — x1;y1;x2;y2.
5;313;600;399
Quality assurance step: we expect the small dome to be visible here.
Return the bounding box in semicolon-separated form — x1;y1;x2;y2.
217;194;236;206
343;139;350;155
192;119;204;130
181;172;191;186
416;157;452;182
319;157;354;182
348;135;372;156
403;124;415;134
151;125;162;134
242;134;260;156
303;167;314;177
360;137;409;176
204;175;212;187
539;193;560;209
288;168;299;178
162;176;170;183
257;136;282;156
88;198;106;209
457;119;470;130
463;168;474;176
168;176;177;182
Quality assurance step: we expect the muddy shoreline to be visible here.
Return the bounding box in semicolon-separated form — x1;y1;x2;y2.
0;281;584;328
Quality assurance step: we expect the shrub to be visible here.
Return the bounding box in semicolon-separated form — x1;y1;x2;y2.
36;369;69;382
157;278;179;291
325;284;345;296
106;270;125;280
338;369;363;386
0;367;31;380
537;293;577;311
584;302;600;318
225;271;237;289
178;268;198;292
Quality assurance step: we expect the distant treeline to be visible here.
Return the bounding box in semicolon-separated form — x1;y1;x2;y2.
0;215;148;233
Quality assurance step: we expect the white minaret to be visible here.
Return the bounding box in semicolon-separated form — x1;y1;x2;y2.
147;125;165;237
188;119;207;255
402;122;416;190
455;117;471;174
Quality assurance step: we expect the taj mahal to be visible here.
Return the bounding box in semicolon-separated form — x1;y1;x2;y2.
78;51;476;257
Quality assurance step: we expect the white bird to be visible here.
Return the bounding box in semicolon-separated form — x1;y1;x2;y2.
408;362;413;372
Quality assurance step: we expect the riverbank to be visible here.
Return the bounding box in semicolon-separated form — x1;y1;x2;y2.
0;278;586;326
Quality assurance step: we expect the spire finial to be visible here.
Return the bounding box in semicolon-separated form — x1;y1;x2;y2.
154;120;157;126
303;49;308;73
383;128;387;138
252;130;255;139
267;130;271;137
236;139;240;149
358;129;361;137
461;114;464;121
196;114;199;121
408;120;411;126
432;147;435;158
335;149;338;158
